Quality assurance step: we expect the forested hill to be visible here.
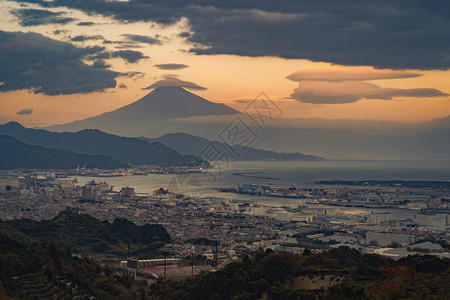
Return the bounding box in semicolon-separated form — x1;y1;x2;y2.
0;210;170;258
0;235;150;299
1;234;449;299
150;247;450;299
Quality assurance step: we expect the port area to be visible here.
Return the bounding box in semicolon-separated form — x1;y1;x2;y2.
217;180;450;210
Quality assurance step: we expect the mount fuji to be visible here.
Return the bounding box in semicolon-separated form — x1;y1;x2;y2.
45;86;240;137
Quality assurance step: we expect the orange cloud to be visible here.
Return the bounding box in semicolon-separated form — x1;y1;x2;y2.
287;66;421;82
288;65;448;104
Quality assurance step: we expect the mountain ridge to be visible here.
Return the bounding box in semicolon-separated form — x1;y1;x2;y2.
143;132;322;161
0;122;205;166
0;135;125;169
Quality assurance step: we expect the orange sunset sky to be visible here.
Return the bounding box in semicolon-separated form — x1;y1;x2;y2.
0;1;449;127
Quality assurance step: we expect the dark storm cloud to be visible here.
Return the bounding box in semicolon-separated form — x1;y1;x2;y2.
87;51;111;60
86;50;148;63
143;75;206;90
92;59;111;69
114;44;143;49
121;34;162;45
12;0;450;70
0;31;119;95
186;3;450;70
120;71;145;78
77;21;95;26
11;8;76;26
111;50;149;63
179;32;191;38
15;0;52;7
54;29;68;35
16;108;33;115
154;63;189;70
102;40;144;49
71;35;104;42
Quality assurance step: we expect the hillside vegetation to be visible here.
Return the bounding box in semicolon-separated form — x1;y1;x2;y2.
0;235;150;299
149;247;450;299
0;210;170;258
1;213;448;299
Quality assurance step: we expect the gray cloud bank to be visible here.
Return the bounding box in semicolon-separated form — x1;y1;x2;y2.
0;30;119;95
71;35;104;42
111;50;149;63
154;63;189;70
86;50;148;63
121;34;162;45
12;8;76;26
77;21;95;26
16;108;33;115
11;0;450;69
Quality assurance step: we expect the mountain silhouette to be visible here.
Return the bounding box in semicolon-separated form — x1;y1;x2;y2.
45;86;240;136
143;132;322;161
0;135;124;169
0;122;205;166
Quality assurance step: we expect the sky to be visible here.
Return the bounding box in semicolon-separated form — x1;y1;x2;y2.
0;0;449;127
